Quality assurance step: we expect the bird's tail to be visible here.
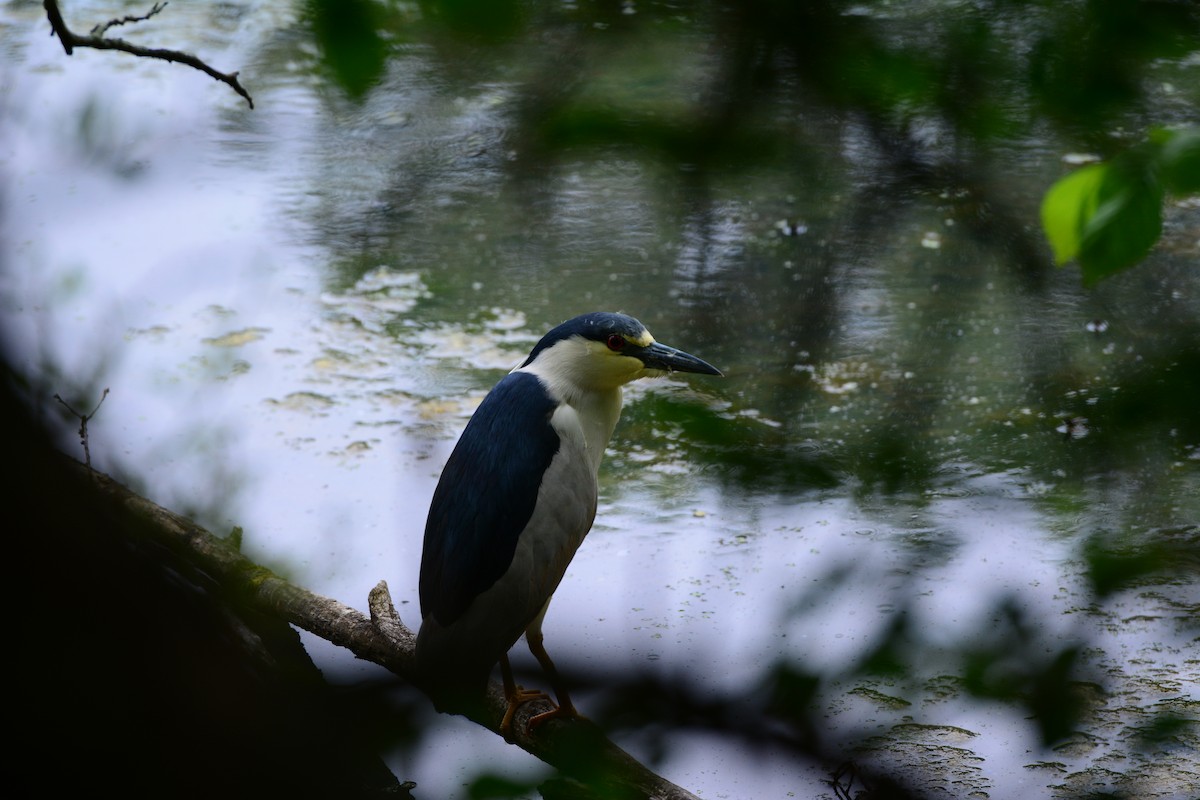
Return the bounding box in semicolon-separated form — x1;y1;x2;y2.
414;624;492;718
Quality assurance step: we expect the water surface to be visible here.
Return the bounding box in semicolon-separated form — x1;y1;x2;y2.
2;3;1198;798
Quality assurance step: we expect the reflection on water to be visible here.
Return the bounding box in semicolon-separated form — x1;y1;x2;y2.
2;2;1198;798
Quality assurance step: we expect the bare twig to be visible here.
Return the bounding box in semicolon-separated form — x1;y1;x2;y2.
43;0;254;109
90;0;167;37
827;761;875;800
54;387;109;469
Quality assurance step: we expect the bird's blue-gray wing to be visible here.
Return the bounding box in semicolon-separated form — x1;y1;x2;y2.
419;371;560;627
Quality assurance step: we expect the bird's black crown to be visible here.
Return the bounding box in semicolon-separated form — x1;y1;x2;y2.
521;312;645;366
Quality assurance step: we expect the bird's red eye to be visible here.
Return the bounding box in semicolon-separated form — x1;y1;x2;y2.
606;334;625;351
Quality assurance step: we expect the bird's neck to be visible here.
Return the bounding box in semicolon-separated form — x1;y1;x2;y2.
522;365;623;474
568;386;623;474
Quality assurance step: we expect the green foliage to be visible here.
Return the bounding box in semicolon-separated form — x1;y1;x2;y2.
419;0;525;41
1027;0;1196;132
306;0;388;99
1041;164;1108;266
1156;128;1200;195
1075;158;1162;284
1041;128;1200;284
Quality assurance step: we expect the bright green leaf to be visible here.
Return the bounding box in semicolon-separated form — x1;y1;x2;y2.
1040;163;1107;265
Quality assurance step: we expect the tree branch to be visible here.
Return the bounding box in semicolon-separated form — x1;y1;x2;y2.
75;457;700;800
43;0;254;109
90;0;166;37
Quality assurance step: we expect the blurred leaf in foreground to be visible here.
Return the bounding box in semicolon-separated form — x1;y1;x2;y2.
307;0;388;99
1155;127;1200;195
1042;127;1200;285
1041;156;1162;285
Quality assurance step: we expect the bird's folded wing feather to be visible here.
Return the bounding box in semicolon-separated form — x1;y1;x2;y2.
419;371;561;626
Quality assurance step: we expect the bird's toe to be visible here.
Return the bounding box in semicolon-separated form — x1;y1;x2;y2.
526;700;582;733
500;686;553;740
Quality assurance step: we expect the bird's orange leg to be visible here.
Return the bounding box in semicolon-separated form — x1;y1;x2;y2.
498;652;552;740
525;627;582;731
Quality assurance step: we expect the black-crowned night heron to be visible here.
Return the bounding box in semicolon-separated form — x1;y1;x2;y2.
416;311;721;733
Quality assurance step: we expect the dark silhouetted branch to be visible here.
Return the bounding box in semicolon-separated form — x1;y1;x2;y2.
43;0;253;108
90;0;166;37
73;457;700;800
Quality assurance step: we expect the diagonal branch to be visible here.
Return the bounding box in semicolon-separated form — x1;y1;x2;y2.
74;457;700;800
43;0;253;109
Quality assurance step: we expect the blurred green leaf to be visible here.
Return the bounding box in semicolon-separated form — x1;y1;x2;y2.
1041;156;1163;285
1077;159;1162;284
1041;162;1107;266
1041;125;1200;284
1157;128;1200;195
307;0;388;99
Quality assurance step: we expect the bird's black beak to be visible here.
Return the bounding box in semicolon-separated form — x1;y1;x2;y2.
637;341;723;376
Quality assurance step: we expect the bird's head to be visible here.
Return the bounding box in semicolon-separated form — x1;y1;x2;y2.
518;311;722;393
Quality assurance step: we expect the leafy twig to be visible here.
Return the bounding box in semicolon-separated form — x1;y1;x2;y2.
43;0;254;109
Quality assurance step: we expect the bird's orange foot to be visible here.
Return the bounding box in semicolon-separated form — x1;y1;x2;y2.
500;687;553;740
527;701;582;732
